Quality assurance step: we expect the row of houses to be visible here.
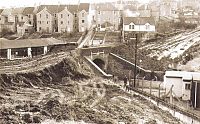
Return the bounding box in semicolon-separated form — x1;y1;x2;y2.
0;3;90;35
1;0;198;36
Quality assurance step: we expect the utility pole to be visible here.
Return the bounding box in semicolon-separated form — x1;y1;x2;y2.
133;33;138;88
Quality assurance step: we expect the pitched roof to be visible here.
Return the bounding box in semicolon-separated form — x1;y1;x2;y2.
0;38;66;49
78;3;90;12
37;5;65;14
101;21;113;28
123;17;155;25
22;7;35;15
124;5;137;11
11;7;25;15
37;3;90;14
96;3;119;11
1;8;12;16
0;9;3;14
138;4;150;10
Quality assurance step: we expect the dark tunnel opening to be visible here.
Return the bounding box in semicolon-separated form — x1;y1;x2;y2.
93;58;105;70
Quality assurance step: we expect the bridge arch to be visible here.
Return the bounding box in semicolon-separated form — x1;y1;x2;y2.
93;58;105;70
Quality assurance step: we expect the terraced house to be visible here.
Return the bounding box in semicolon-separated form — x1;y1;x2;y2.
0;7;36;35
94;3;121;31
58;3;90;33
0;8;16;33
36;5;60;33
58;3;89;33
36;3;89;33
17;7;36;36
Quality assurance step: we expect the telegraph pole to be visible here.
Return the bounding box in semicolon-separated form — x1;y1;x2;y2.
133;33;138;88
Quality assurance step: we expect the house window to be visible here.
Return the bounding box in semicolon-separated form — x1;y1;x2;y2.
47;21;48;24
21;16;23;20
0;18;1;20
132;25;134;29
55;20;56;24
61;21;63;24
82;20;84;23
40;14;41;18
68;14;69;17
185;84;191;90
39;27;41;31
28;15;31;18
54;14;56;17
145;24;150;30
46;14;48;19
75;13;77;17
68;21;69;25
29;21;31;24
61;14;63;18
129;25;131;29
129;24;134;29
82;13;84;17
75;20;77;23
98;11;100;14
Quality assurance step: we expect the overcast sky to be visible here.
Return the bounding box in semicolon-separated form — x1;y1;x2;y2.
0;0;150;8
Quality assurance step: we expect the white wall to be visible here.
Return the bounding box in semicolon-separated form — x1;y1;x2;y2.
79;10;88;32
58;9;73;33
123;24;155;32
36;8;54;33
164;76;183;98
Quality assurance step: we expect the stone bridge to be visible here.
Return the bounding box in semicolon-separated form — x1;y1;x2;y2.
76;46;157;79
78;46;112;72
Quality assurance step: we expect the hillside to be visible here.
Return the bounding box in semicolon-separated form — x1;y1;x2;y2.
0;51;181;123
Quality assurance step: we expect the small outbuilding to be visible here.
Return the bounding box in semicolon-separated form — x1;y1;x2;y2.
0;38;66;60
164;71;200;108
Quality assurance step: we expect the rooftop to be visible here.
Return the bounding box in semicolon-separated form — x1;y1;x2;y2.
0;9;3;14
95;3;119;11
37;3;89;14
22;7;35;15
0;38;66;49
11;7;25;15
123;17;155;25
165;71;200;81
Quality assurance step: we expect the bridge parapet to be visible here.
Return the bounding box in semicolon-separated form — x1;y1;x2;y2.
78;46;112;57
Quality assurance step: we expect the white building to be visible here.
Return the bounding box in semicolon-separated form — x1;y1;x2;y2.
164;71;200;102
123;17;156;32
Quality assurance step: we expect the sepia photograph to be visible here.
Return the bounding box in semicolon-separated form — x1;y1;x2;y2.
0;0;200;123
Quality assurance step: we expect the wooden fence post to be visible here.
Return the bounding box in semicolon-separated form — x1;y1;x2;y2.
150;80;152;95
158;82;162;98
170;85;174;104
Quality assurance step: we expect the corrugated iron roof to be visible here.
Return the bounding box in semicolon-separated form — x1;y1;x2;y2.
0;38;66;49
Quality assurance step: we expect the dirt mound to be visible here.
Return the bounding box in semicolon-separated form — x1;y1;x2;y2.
0;55;92;91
